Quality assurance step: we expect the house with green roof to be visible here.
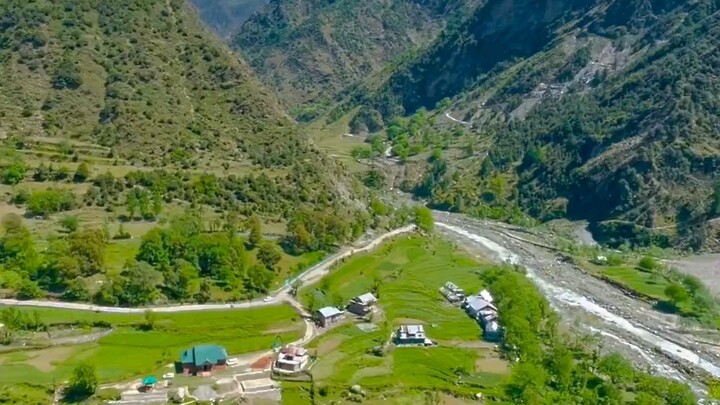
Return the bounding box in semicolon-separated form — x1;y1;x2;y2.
180;344;229;376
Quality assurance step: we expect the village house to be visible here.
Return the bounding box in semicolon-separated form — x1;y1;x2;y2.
316;306;345;327
347;292;378;316
273;345;309;373
440;281;466;303
394;325;434;346
462;290;503;342
179;344;228;376
484;321;502;341
463;296;496;319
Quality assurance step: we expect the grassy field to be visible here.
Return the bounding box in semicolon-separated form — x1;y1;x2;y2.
0;304;303;384
301;235;488;341
305;109;367;173
293;235;508;402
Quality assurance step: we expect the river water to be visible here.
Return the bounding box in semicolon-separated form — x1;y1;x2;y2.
437;222;720;382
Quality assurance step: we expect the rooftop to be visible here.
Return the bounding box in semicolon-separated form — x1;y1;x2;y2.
354;292;378;305
398;324;426;338
318;306;343;318
479;289;494;303
180;344;228;367
466;296;494;312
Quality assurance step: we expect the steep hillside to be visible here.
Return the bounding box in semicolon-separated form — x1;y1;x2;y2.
234;0;484;121
189;0;268;39
348;0;720;249
0;0;309;168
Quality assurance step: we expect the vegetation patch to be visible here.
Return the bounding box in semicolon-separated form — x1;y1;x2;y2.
0;304;303;384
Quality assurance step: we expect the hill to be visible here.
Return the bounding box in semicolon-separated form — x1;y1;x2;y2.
233;0;484;122
189;0;268;39
338;0;720;250
0;0;311;168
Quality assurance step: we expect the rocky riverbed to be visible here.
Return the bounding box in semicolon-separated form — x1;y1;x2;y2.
433;210;720;394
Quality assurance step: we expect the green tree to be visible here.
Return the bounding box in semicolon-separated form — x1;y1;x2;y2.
414;206;434;232
257;242;282;271
73;163;90;183
665;283;689;307
195;278;212;303
638;256;657;272
69;229;107;276
597;353;634;386
65;363;97;401
126;191;138;220
143;310;157;330
116;261;162;306
16;279;43;300
248;215;263;248
1;160;26;185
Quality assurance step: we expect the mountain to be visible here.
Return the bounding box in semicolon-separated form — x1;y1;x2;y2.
233;0;484;121
0;0;312;168
189;0;268;39
346;0;720;250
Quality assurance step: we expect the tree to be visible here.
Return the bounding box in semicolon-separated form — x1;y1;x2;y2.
248;215;263;248
143;310;157;330
597;353;634;386
414;206;434;232
126;191;138;220
664;283;689;307
69;229;107;276
638;256;657;272
73;163;90;183
65;363;98;401
1;160;27;185
195;278;212;303
16;280;43;300
60;215;79;233
117;261;163;306
257;242;282;271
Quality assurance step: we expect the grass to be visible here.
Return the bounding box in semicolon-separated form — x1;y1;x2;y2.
601;265;671;299
301;235;488;340
306;108;367;172
296;235;508;402
306;323;507;401
0;304;304;384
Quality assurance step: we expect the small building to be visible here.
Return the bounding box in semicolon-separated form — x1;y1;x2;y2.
316;307;344;327
142;376;157;392
479;289;494;303
273;345;309;373
463;296;496;318
440;281;466;303
394;325;433;346
483;321;502;341
180;344;228;376
347;292;378;316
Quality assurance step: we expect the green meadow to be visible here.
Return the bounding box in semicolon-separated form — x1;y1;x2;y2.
301;235;489;340
0;304;303;384
295;235;509;402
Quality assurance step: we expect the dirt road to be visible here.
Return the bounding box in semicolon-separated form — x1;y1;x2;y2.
433;211;720;392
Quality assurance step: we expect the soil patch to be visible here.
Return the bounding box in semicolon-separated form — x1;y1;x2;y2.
25;346;77;372
316;336;343;356
475;355;509;374
250;356;273;370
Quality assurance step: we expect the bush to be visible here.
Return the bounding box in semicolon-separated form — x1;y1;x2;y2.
638;256;657;272
26;189;76;217
60;215;80;232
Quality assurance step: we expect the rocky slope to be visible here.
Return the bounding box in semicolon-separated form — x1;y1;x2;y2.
349;0;720;249
233;0;484;121
189;0;268;39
